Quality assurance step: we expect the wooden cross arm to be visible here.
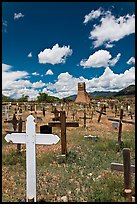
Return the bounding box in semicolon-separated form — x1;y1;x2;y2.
108;117;135;124
4;120;15;123
96;110;106;115
48;121;79;127
111;162;135;174
79;117;91;119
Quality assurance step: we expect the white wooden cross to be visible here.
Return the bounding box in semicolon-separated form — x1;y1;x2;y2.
5;115;60;202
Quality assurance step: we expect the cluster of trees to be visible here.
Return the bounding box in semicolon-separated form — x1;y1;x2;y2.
2;93;73;103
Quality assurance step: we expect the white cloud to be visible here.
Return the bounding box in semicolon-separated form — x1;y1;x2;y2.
127;57;135;65
2;63;135;99
32;80;45;88
80;50;121;68
44;67;135;99
45;69;54;75
83;7;103;24
2;63;29;90
28;52;32;58
2;63;47;100
109;53;121;66
32;72;40;76
38;44;73;65
14;12;24;20
90;13;135;48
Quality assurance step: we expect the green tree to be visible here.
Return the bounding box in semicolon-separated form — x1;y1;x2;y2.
17;95;29;102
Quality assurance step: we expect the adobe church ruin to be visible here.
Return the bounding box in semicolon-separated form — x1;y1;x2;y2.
75;82;91;103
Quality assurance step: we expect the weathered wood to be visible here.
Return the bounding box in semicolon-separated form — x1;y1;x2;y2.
60;111;67;155
118;108;123;143
111;163;135;173
4;114;18;131
17;117;22;153
111;148;135;201
96;110;106;115
51;107;60;121
79;111;91;128
48;121;79;128
123;148;131;189
97;107;104;123
48;111;79;155
108;117;135;125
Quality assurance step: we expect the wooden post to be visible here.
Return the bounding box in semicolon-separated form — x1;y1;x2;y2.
4;113;18;131
17;117;22;153
123;148;132;200
43;107;45;117
60;111;67;155
118;108;123;144
115;105;117;117
97;107;104;123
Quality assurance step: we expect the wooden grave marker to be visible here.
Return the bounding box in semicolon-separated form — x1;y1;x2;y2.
96;106;106;123
4;113;19;131
79;110;91;128
5;115;60;202
111;148;135;201
51;107;61;121
108;107;135;144
48;111;79;155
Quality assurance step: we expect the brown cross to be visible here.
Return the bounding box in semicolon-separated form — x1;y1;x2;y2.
96;107;106;123
108;108;135;144
51;107;61;121
48;111;79;155
4;113;19;131
111;148;135;201
79;110;92;128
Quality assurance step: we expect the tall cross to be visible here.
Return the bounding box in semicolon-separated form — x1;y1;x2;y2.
48;111;79;155
5;115;60;202
51;107;60;121
4;113;19;131
108;108;135;144
96;107;106;123
79;111;91;128
111;148;135;201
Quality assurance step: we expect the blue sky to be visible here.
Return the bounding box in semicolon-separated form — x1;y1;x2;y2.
2;2;135;100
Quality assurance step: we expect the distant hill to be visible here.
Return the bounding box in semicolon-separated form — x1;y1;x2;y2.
114;84;135;97
66;84;135;100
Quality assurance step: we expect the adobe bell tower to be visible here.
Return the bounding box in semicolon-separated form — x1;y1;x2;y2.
75;82;91;103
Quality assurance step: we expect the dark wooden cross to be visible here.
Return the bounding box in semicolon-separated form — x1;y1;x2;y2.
5;115;24;153
42;107;45;117
114;104;118;117
96;106;107;123
51;107;60;121
108;108;135;144
71;110;78;121
4;113;19;131
79;111;91;128
111;148;135;201
48;111;79;155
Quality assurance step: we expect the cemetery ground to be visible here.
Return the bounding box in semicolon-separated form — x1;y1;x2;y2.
2;104;135;202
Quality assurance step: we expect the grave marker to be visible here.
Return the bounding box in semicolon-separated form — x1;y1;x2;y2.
48;111;79;155
4;113;19;131
79;111;91;128
96;107;106;123
111;148;135;201
5;115;60;202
